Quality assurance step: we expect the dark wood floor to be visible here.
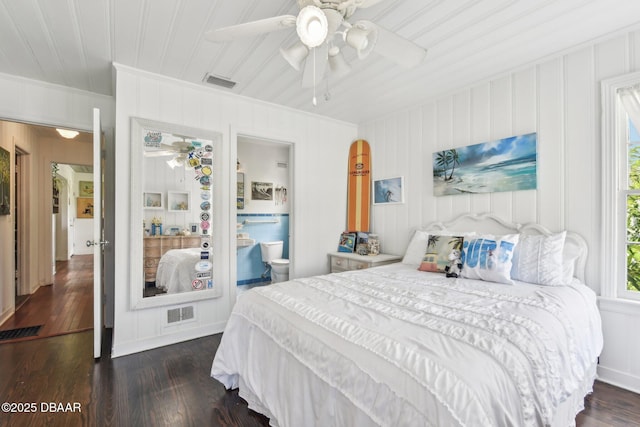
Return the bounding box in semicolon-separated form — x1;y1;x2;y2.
0;255;93;343
0;330;638;427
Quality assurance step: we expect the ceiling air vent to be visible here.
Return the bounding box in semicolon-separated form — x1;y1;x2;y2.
203;73;236;89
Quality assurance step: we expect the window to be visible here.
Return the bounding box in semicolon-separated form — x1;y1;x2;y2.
625;119;640;297
602;72;640;302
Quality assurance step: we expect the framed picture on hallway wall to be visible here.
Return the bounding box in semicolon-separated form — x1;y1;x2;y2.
77;197;94;218
0;147;9;215
79;180;93;197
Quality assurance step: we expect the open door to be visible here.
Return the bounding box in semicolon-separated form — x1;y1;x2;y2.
92;108;105;359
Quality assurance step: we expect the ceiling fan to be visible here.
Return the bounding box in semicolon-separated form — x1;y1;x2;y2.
144;136;195;169
205;0;427;94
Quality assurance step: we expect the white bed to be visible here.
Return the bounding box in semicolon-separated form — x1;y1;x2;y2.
211;213;603;427
156;247;201;293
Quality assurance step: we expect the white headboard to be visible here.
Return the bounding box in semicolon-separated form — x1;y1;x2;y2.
422;212;588;282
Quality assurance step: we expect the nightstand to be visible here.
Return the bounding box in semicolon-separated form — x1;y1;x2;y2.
329;252;401;273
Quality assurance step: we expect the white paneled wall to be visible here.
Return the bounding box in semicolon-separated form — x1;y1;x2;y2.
359;30;640;393
112;64;357;356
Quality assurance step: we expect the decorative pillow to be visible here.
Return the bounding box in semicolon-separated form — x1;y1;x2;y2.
562;238;581;283
418;234;466;273
511;232;567;286
461;234;520;284
402;230;429;265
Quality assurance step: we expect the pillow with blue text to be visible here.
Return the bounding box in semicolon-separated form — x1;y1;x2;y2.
461;234;520;285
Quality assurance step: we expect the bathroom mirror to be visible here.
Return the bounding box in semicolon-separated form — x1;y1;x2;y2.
130;117;224;309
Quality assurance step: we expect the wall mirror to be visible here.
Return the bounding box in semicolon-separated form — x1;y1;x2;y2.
130;117;223;309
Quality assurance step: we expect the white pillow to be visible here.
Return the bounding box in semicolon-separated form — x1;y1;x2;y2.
562;238;581;282
462;234;520;285
402;230;429;265
511;232;567;286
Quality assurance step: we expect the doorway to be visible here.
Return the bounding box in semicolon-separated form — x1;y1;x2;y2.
0;120;95;343
236;135;293;288
14;148;26;309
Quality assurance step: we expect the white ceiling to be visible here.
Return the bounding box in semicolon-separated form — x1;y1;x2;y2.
1;0;640;124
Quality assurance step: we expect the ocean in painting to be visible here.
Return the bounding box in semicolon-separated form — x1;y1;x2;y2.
433;133;537;196
374;177;403;204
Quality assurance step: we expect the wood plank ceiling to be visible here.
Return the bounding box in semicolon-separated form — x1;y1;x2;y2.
0;0;639;124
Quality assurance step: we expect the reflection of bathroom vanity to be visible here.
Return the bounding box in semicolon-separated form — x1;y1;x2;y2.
143;236;201;282
329;252;401;273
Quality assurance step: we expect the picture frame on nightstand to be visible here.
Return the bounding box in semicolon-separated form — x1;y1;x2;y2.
338;232;356;253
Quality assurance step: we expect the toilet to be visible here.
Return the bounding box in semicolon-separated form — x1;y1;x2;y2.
259;241;290;283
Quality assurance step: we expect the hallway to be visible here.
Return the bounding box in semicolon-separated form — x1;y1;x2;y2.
0;255;93;343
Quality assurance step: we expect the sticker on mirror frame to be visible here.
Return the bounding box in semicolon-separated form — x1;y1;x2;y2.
200;212;210;221
192;279;204;290
196;271;211;279
200;201;211;211
200;191;211;200
195;260;212;272
200;220;210;230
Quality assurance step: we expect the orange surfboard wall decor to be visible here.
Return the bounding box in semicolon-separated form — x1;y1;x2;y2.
347;139;371;232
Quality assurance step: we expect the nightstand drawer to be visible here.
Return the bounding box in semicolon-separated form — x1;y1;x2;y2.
329;252;401;273
331;256;350;272
348;259;369;270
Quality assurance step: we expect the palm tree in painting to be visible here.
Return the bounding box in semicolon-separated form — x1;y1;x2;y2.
427;234;440;249
449;236;464;251
446;149;460;181
434;151;451;178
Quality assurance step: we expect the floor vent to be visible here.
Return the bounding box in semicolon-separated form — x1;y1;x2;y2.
167;306;195;325
203;73;236;89
0;325;42;341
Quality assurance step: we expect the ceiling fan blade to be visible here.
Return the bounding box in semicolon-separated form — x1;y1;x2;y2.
301;44;329;88
144;150;174;158
357;21;427;68
205;15;297;42
355;0;389;8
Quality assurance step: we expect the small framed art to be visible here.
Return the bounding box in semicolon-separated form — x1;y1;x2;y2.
143;191;163;209
77;197;94;218
373;176;404;205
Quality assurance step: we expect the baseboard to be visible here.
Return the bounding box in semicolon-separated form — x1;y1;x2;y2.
597;365;640;395
111;321;226;358
0;305;14;327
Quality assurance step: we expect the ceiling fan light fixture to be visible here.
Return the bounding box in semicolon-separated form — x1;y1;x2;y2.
280;41;309;71
344;23;378;59
296;5;328;48
56;128;79;139
328;46;351;79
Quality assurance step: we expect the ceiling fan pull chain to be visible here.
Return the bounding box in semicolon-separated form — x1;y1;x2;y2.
312;47;317;106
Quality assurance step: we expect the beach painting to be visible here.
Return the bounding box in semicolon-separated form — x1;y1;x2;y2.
433;133;537;196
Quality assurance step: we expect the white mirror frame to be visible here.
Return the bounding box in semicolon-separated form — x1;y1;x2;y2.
129;117;225;310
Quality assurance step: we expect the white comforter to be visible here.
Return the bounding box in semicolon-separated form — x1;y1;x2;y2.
156;247;200;293
211;263;603;427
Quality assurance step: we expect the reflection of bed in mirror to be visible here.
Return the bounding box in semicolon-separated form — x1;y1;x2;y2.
143;235;202;296
156;247;203;293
